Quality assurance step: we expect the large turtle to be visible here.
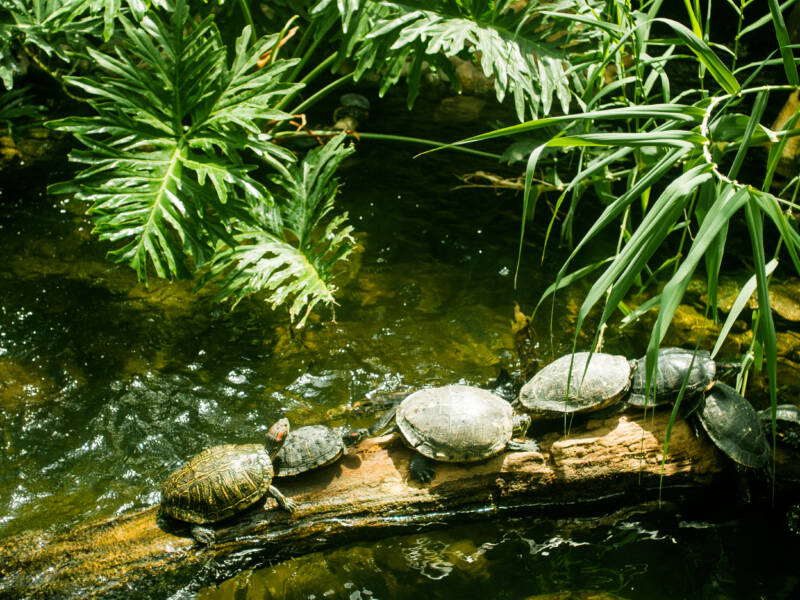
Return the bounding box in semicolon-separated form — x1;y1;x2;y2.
627;347;717;408
517;351;633;418
380;384;538;483
758;404;800;449
274;424;367;477
693;383;770;469
159;418;296;544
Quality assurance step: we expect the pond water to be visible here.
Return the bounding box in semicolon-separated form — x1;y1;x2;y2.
0;92;798;599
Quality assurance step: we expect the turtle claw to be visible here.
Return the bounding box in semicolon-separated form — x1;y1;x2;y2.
409;453;436;483
191;524;215;545
269;484;297;513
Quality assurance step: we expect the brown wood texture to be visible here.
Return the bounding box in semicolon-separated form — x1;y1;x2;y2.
1;410;796;599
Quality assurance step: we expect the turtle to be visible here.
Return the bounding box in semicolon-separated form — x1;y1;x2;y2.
517;351;633;418
159;418;296;544
758;404;800;449
273;424;367;477
627;347;717;408
378;384;538;483
693;383;770;469
333;93;370;131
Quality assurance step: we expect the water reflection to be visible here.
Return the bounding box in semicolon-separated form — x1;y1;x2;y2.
197;510;800;600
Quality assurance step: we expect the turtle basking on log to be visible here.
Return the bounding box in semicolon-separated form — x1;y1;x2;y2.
690;383;770;469
517;351;634;419
159;418;296;544
374;384;539;483
273;424;368;478
627;347;739;408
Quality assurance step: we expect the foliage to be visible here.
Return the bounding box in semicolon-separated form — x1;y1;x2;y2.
451;1;800;459
310;0;603;119
0;0;125;90
206;133;356;325
2;0;596;323
44;1;357;324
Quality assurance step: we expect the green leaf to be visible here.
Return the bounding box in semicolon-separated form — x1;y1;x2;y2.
206;135;356;325
654;18;740;94
711;259;778;358
768;0;799;86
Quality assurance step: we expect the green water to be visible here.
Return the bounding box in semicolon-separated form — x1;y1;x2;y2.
0;94;798;599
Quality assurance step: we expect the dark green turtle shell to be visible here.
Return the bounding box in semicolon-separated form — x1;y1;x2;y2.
396;385;515;462
274;425;346;477
759;404;800;448
696;383;769;468
160;444;273;524
628;347;716;407
340;93;370;110
518;352;631;415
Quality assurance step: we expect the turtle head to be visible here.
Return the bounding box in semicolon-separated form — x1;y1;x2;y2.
512;412;532;437
265;418;291;458
342;428;367;447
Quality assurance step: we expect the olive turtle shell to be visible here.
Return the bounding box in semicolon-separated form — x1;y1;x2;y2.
628;347;716;407
396;385;515;462
160;444;273;524
758;404;800;448
274;425;347;477
696;383;769;468
518;352;631;415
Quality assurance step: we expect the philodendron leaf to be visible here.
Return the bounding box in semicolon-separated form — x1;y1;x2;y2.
205;134;356;326
46;0;353;324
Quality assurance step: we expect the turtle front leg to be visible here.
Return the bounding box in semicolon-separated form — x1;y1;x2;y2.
268;484;297;512
506;439;540;453
409;453;437;483
190;524;216;545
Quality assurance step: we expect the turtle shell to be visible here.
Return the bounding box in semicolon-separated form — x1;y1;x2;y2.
759;404;800;448
340;93;370;110
160;444;272;524
518;352;631;415
274;425;346;477
628;348;716;407
696;383;769;468
396;385;514;462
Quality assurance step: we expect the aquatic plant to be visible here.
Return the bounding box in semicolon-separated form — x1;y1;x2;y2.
449;1;800;458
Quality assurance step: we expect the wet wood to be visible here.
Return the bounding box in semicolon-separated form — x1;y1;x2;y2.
1;410;797;599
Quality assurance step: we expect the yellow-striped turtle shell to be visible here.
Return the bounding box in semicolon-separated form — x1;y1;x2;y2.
160;443;274;524
274;425;363;477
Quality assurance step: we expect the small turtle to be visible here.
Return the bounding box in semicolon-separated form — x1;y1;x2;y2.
517;351;633;418
159;418;296;544
627;347;717;407
758;404;800;449
378;384;538;483
333;93;370;131
274;424;367;477
694;383;770;469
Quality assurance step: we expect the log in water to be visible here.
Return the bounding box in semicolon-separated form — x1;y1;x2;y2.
1;410;797;599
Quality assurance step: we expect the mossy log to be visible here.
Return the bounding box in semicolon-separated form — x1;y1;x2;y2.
1;411;797;600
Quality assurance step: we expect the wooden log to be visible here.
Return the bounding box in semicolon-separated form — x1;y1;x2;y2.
1;411;797;600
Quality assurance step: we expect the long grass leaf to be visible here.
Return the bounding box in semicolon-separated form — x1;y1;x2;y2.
768;0;799;85
711;259;778;358
654;18;740;94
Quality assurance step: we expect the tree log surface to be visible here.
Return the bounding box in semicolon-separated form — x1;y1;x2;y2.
1;411;797;599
